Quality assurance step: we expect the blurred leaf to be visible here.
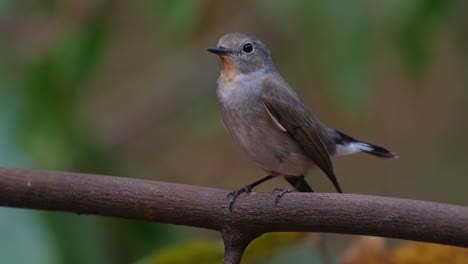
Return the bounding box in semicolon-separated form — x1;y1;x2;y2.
109;219;185;261
137;233;305;264
0;209;58;264
37;0;56;11
391;242;468;264
0;0;15;17
266;242;323;264
136;240;223;264
15;7;110;170
56;10;110;88
338;237;468;264
41;213;111;264
0;58;31;166
396;0;452;75
141;0;201;40
319;1;372;109
243;232;304;262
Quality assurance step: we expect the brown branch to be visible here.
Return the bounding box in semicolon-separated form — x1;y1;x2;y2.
0;167;467;263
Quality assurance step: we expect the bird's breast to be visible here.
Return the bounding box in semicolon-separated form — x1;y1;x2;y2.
216;81;310;176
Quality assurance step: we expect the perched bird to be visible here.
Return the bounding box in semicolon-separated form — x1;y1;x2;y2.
207;33;397;210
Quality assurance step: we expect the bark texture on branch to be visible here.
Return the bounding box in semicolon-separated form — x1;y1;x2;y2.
0;167;467;253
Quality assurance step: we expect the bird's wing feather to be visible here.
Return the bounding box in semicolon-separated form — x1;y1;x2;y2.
261;78;342;192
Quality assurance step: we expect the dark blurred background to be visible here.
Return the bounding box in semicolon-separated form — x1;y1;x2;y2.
0;0;467;263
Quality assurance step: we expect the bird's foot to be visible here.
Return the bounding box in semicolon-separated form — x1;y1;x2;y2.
227;185;253;211
273;187;298;205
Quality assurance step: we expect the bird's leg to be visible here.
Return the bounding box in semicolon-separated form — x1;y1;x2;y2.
227;174;274;211
274;175;310;204
284;175;313;193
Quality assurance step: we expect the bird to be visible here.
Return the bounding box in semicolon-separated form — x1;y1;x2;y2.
207;33;397;210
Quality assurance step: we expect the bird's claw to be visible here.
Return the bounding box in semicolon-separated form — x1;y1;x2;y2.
227;185;252;211
273;187;298;205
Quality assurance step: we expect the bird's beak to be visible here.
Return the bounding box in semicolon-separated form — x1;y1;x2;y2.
207;46;229;55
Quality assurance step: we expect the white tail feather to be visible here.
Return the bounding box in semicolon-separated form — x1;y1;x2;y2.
335;142;372;156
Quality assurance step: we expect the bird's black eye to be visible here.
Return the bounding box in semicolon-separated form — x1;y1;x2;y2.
243;43;254;53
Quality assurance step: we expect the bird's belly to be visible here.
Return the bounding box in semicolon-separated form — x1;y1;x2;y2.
222;107;311;176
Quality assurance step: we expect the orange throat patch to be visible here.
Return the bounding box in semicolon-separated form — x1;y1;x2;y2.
218;56;240;91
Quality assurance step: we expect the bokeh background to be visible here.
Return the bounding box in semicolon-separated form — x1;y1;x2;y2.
1;0;467;263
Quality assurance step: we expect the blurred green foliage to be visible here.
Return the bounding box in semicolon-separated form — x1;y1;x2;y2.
137;240;223;264
143;0;201;36
0;0;466;263
396;0;451;75
18;12;108;169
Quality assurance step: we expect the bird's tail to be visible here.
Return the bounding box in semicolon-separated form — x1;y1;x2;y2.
334;130;398;159
358;141;398;158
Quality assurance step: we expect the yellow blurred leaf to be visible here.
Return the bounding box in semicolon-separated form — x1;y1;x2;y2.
242;232;305;263
137;233;304;264
339;236;468;264
137;240;223;264
391;242;468;264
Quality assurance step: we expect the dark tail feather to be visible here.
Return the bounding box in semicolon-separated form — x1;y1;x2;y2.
361;143;398;158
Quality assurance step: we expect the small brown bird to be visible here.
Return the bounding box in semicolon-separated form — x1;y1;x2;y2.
208;33;397;210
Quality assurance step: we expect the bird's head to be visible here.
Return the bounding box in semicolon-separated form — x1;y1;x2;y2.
207;33;274;76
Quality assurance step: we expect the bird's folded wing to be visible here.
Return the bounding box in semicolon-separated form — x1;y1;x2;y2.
260;79;338;186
